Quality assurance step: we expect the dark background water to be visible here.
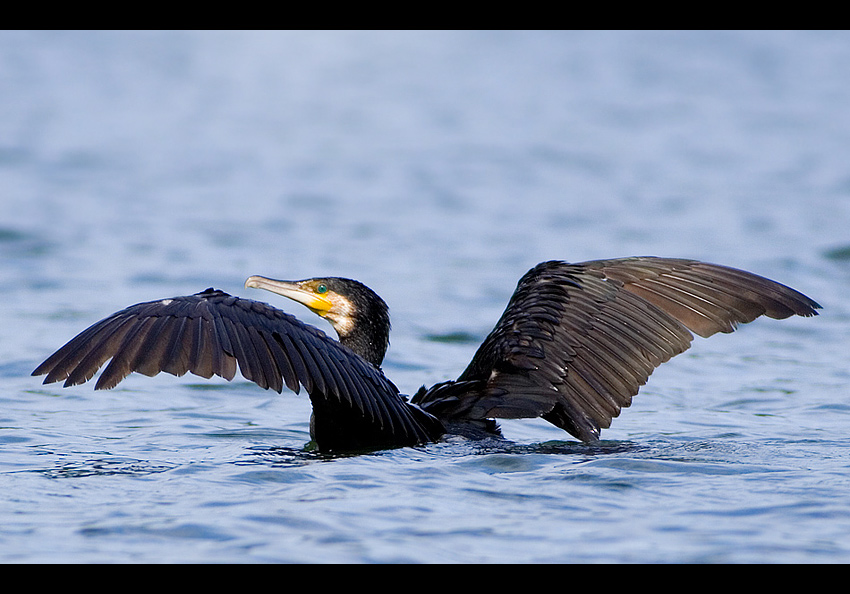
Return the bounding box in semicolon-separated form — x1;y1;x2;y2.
2;30;849;562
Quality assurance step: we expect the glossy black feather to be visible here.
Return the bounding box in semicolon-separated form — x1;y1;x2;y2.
33;288;443;452
413;258;820;442
34;257;820;451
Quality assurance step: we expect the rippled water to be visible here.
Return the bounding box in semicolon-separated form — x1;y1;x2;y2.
2;30;850;563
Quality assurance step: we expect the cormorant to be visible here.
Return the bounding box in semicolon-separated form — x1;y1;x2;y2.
32;257;821;453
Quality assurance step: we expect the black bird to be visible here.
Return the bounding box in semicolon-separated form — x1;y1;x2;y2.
32;257;820;453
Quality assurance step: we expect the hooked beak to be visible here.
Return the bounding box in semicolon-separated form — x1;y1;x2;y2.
245;275;333;315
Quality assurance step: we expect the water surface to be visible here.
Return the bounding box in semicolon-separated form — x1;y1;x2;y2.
2;31;849;563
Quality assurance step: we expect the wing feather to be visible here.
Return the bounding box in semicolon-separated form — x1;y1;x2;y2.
33;288;444;451
415;257;820;442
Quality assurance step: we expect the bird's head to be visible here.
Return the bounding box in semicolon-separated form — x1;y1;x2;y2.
245;275;390;366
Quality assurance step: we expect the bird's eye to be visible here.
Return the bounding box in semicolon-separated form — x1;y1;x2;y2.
316;284;328;294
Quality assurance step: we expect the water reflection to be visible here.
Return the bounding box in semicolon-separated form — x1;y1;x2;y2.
37;456;175;479
239;435;643;468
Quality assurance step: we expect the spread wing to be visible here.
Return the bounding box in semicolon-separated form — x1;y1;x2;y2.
418;257;821;442
33;288;443;449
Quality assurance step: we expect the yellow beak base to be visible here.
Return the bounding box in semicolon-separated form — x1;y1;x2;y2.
244;276;333;315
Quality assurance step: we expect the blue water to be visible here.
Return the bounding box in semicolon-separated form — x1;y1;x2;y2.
2;30;850;563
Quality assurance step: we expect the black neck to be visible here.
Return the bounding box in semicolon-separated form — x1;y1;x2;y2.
339;298;390;368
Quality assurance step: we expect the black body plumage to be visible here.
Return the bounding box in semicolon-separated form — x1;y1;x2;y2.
33;257;821;452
